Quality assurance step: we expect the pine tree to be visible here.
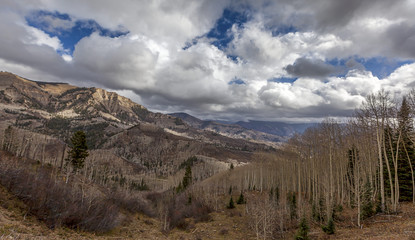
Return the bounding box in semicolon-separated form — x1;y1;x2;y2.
361;180;375;219
375;191;382;213
227;197;235;209
295;217;309;240
288;191;297;219
237;192;245;204
67;130;89;172
397;97;415;202
322;218;335;235
177;165;192;193
182;165;192;189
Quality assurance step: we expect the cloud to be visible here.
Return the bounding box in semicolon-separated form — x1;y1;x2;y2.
0;0;415;122
285;57;338;78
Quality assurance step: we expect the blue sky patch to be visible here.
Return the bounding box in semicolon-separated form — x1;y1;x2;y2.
26;10;129;55
184;8;249;51
327;57;413;79
206;8;249;50
268;77;298;83
354;57;413;79
229;78;246;85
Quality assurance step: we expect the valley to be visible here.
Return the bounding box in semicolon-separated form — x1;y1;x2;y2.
2;72;415;239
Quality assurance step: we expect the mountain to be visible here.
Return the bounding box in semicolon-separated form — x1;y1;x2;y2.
0;71;274;188
169;112;315;142
169;112;284;143
235;120;315;137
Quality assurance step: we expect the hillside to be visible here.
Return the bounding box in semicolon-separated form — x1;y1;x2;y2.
235;120;314;137
169;112;284;143
0;71;273;190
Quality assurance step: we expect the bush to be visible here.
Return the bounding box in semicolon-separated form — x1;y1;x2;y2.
149;192;212;231
169;194;212;229
0;155;120;232
109;191;154;217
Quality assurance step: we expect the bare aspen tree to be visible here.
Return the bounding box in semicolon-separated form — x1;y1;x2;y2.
358;90;393;212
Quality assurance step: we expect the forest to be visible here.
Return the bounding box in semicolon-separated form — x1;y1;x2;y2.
2;89;415;239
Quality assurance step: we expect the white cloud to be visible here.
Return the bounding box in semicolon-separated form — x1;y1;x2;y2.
23;26;64;51
0;0;415;122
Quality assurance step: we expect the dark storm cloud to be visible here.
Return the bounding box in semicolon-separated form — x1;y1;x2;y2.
386;22;415;58
305;0;406;31
285;58;338;78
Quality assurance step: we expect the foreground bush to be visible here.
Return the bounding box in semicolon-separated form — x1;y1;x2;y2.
147;191;212;232
0;154;120;232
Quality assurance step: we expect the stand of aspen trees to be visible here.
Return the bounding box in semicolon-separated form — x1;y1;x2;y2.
196;89;415;238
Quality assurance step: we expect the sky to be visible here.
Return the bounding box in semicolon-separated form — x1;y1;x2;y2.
1;0;415;123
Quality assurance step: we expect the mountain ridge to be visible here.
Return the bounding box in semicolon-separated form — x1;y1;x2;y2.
0;71;273;177
169;112;315;141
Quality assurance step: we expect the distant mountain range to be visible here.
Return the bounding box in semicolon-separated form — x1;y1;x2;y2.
235;120;314;137
169;112;315;141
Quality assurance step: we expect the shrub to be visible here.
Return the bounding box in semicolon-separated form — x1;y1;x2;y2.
0;155;120;232
169;193;212;230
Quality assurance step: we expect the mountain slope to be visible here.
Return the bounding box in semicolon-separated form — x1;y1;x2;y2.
236;120;315;137
0;71;149;125
169;112;284;143
0;72;272;186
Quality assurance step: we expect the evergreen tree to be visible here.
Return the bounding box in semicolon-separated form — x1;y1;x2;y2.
288;191;297;219
361;180;375;219
397;97;414;202
383;98;415;201
67;130;89;172
275;186;280;203
237;192;245;204
375;191;382;213
182;165;192;189
227;197;235;209
383;97;415;202
295;217;309;240
177;165;192;193
322;218;335;235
